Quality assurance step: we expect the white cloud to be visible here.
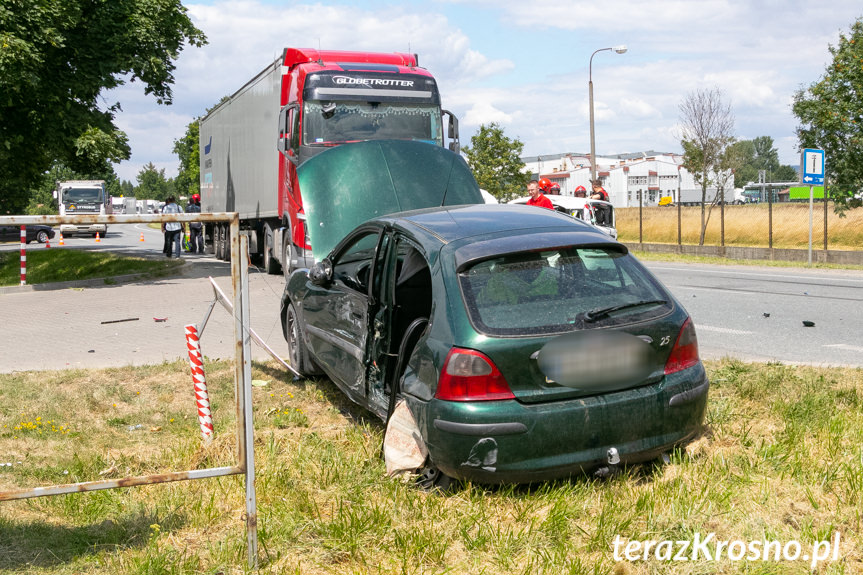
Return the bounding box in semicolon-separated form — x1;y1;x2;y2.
109;0;863;181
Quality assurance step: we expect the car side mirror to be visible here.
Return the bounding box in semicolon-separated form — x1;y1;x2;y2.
309;258;333;286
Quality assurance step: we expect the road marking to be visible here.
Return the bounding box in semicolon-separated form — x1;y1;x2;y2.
697;325;755;335
680;284;863;302
824;344;863;353
649;264;863;284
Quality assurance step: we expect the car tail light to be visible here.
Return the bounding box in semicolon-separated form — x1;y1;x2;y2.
436;348;515;401
664;318;700;375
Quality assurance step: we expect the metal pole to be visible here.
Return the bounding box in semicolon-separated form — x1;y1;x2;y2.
230;218;258;569
19;225;26;286
767;182;773;251
638;189;643;244
808;184;814;266
677;168;682;247
720;186;725;247
589;77;596;182
823;176;828;251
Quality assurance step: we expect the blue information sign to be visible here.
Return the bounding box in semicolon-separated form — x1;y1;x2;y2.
800;148;825;185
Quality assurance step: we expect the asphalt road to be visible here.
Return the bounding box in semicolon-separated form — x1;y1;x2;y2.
2;229;862;371
645;262;863;367
1;225;290;373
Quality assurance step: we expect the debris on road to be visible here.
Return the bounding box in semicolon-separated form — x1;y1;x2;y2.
100;317;140;325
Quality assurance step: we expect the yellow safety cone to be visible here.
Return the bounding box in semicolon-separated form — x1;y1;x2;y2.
58;233;65;246
95;232;101;242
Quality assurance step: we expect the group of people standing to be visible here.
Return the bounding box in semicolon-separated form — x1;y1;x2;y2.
526;177;609;209
161;194;204;258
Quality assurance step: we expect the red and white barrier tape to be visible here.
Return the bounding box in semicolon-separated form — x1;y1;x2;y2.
185;324;214;440
20;226;26;285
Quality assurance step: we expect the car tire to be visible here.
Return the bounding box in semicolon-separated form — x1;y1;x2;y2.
415;462;455;493
284;302;317;376
36;230;49;243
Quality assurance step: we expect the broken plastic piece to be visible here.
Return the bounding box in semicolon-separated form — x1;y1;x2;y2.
153;317;167;322
384;400;428;476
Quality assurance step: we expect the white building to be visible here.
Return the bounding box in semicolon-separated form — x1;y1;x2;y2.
521;151;734;207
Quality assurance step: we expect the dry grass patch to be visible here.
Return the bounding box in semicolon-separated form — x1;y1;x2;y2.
0;359;861;574
617;204;863;250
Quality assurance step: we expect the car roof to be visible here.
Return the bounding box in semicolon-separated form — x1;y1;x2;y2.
377;204;614;246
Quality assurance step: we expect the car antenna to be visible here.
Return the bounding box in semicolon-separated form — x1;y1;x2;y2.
438;159;457;207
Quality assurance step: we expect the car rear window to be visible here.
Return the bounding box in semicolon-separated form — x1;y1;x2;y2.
458;247;672;336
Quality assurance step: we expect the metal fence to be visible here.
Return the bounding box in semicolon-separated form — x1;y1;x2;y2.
0;213;261;569
617;196;863;263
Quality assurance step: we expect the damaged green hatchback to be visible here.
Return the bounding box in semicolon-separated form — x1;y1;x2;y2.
281;141;708;486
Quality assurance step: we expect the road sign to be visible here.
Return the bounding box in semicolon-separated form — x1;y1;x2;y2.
800;148;825;185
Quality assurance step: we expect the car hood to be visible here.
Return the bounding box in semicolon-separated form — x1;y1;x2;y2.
298;140;483;261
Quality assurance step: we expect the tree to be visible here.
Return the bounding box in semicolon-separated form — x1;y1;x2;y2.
0;0;206;214
729;140;756;188
679;87;735;245
462;123;529;202
731;137;797;188
793;17;863;210
173;118;201;197
136;163;174;202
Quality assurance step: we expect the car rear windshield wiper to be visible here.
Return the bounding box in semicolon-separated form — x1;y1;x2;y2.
582;299;668;323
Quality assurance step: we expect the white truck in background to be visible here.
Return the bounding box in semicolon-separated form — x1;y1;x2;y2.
54;180;111;236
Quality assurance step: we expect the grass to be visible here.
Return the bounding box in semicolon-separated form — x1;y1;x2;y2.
1;359;861;574
0;249;182;287
617;203;863;250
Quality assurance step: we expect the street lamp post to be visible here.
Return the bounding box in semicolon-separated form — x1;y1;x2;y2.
589;45;627;182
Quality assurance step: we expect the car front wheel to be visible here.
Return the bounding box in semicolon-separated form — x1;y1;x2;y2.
36;230;49;243
284;302;317;376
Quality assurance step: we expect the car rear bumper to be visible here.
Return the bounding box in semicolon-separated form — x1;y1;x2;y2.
414;363;709;484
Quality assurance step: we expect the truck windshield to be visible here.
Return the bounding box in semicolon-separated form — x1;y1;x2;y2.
302;101;442;146
63;189;103;202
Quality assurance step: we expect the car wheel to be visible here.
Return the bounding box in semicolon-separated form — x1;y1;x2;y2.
415;462;455;493
284;302;316;376
36;230;49;243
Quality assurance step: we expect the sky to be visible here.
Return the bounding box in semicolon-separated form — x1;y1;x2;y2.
108;0;863;183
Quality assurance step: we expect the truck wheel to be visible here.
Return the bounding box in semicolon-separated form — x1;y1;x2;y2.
222;224;231;262
217;224;228;261
264;229;281;275
281;234;293;280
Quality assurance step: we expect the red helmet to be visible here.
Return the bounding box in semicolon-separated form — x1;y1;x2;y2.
538;177;552;192
550;182;561;193
192;194;201;201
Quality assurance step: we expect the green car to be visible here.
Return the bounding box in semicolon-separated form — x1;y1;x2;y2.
281;141;707;486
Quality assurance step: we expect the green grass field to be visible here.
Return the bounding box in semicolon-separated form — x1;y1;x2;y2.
1;359;860;574
0;249;181;287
